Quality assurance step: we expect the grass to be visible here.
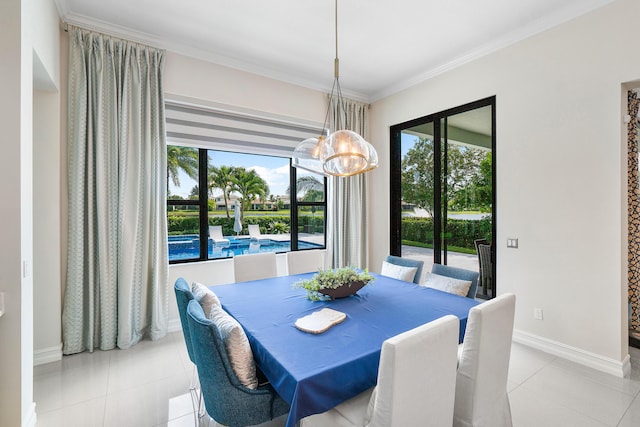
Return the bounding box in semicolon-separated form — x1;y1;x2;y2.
447;210;489;215
402;239;477;255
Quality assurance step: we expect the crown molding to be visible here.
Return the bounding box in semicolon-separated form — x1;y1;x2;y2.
59;0;613;105
60;11;371;103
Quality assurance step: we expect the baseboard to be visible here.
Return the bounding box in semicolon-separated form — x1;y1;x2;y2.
167;317;182;333
513;329;631;378
24;402;37;427
33;343;62;366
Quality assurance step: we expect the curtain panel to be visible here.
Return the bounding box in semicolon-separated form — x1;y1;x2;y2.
63;26;169;353
628;89;640;332
327;97;369;269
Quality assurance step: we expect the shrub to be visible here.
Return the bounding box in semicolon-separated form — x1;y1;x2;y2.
401;217;492;252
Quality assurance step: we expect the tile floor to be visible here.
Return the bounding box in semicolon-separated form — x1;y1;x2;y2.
34;332;640;427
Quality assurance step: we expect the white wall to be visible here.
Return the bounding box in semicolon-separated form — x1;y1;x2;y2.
163;52;327;123
0;0;60;425
369;0;639;374
0;1;29;424
33;89;61;363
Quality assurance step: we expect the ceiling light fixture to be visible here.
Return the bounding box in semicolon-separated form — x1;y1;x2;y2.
292;0;378;177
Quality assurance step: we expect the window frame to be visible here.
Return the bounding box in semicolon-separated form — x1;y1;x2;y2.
167;147;327;264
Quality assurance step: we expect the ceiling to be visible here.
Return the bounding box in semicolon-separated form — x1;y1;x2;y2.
55;0;613;102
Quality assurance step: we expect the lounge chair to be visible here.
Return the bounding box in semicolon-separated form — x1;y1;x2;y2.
208;225;230;246
248;224;266;241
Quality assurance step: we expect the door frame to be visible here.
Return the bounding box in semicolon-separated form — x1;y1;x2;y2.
389;96;496;293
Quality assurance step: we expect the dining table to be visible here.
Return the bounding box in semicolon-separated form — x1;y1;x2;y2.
211;272;479;427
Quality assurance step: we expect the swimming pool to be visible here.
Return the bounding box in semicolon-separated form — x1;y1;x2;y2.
168;235;323;261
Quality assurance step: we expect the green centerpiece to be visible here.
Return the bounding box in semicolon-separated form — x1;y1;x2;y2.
294;267;374;301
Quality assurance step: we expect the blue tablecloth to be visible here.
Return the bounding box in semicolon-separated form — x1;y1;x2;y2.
212;272;479;427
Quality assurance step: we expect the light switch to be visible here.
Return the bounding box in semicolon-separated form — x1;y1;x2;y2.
507;238;518;248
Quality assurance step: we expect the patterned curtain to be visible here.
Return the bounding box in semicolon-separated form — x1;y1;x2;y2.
327;97;369;269
62;26;169;353
628;89;640;332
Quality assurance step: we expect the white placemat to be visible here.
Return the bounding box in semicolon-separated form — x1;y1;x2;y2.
294;308;347;334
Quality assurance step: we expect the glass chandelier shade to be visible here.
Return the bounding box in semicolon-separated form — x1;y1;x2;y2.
291;136;328;175
291;0;378;177
361;141;378;173
323;130;370;176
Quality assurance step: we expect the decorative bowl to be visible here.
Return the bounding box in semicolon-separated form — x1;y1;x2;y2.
318;280;367;299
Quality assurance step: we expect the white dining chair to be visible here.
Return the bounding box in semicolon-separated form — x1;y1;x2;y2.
301;315;460;427
286;250;325;275
233;252;277;282
454;293;516;427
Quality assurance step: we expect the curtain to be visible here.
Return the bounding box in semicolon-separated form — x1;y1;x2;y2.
628;89;640;332
327;97;369;269
62;26;169;353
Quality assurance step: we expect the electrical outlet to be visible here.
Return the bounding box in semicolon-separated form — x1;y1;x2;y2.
534;308;543;320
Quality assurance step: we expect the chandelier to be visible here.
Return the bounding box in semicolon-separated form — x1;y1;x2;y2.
292;0;378;177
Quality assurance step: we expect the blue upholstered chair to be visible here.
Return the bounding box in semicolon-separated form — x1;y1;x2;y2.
174;278;197;367
431;264;480;299
384;255;425;284
174;278;204;416
186;300;290;426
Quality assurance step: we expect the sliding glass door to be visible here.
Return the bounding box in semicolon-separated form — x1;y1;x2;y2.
390;97;495;297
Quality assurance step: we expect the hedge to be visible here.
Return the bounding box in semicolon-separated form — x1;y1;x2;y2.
168;212;489;251
401;216;491;251
168;213;325;236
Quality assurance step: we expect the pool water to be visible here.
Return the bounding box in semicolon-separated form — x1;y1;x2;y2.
168;235;323;261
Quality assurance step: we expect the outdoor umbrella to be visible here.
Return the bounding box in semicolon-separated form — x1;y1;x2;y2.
233;203;242;236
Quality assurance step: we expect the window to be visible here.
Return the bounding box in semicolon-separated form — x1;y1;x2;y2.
164;101;327;263
167;146;326;263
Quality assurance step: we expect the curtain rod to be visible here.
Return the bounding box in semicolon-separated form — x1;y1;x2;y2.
61;21;164;52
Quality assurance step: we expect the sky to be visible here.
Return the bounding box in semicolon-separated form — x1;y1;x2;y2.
169;149;316;199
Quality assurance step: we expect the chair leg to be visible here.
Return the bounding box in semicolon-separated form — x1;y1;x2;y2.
190;364;198;390
188;364;207;420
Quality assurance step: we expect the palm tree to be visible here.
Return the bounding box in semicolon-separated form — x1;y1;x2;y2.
167;146;199;195
209;165;237;219
231;168;269;221
287;175;324;201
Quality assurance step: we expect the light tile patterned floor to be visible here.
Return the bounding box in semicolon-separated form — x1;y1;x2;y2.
34;331;640;426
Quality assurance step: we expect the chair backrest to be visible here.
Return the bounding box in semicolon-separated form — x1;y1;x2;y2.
287;250;325;275
454;293;516;427
384;255;424;284
476;240;493;296
234;252;277;282
431;263;480;299
186;300;283;426
368;315;460;427
174;278;196;364
248;224;261;239
209;225;224;240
